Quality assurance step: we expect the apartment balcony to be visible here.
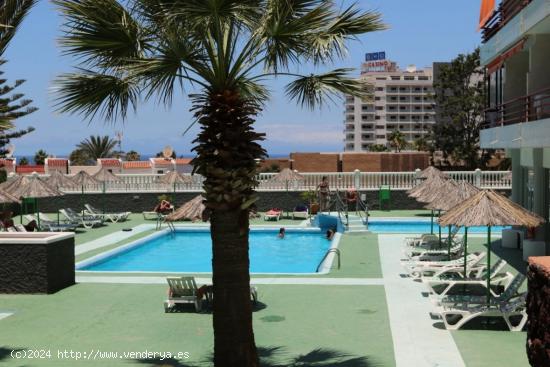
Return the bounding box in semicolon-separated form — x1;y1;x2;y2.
482;0;533;43
480;86;550;148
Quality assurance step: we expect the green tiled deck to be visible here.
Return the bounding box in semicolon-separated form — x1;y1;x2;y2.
1;212;530;366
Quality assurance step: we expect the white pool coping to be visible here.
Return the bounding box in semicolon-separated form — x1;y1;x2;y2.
76;227;342;275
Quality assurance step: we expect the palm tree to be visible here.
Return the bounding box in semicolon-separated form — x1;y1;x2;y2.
33;149;48;165
388;130;407;152
76;135;117;160
413;136;430;152
0;0;37;153
125;150;140;161
53;1;385;365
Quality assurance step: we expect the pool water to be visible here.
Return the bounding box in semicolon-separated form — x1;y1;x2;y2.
367;220;509;234
81;229;333;274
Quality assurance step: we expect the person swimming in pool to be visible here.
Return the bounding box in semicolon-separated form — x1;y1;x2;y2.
278;227;285;239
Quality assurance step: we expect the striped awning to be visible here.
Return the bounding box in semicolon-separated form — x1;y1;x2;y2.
479;0;496;30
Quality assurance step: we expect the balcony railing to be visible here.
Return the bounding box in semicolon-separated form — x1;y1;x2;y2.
35;170;512;194
482;86;550;129
482;0;533;43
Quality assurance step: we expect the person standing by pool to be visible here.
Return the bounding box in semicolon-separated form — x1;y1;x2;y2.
326;228;335;240
278;227;285;239
317;176;330;212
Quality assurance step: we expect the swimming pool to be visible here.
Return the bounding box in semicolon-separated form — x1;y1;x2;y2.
367;219;509;234
78;228;337;274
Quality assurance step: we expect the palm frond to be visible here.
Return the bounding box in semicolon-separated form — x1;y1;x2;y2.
54;69;139;121
285;68;371;109
305;5;386;64
54;0;149;68
0;0;36;56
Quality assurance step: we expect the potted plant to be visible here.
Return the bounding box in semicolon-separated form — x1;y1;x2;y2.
300;190;319;215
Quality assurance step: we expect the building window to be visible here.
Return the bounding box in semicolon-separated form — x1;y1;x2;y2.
375;96;381;101
418;76;429;80
404;76;414;80
376;135;385;139
376;77;386;80
375;125;384;129
376;106;384;110
376;87;384;91
400;106;406;110
375;116;381;120
391;76;400;80
399;87;407;91
400;97;406;101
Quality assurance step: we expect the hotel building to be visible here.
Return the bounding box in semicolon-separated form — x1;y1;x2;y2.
343;54;436;152
479;0;550;244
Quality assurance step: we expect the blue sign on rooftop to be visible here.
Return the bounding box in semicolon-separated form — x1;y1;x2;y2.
365;52;386;61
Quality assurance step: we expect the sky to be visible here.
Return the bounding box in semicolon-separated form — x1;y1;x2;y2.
4;0;483;157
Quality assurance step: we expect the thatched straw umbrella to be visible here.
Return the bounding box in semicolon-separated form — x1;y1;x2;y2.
157;171;193;204
72;171;101;214
407;174;450;234
5;174;63;228
94;168;122;214
0;189;20;204
439;190;544;304
418;166;448;180
46;170;78;190
425;181;480;269
418;178;458;246
266;168;305;217
165;195;205;222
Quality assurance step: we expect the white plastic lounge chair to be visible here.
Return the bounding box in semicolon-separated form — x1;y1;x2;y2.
6;226;17;232
142;211;160;220
439;273;526;308
419;253;494;281
164;277;203;312
263;209;282;221
59;209;103;229
403;253;484;279
15;224;27;232
439;293;527;331
292;206;309;219
25;214;78;232
404;240;464;262
425;260;513;299
84;204;130;223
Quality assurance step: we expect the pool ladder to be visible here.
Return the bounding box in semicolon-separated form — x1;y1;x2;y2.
316;248;341;272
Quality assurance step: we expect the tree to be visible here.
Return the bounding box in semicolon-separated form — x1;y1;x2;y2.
53;1;385;365
387;130;407;152
18;156;28;165
155;150;176;159
76;135;117;160
0;1;38;157
69;148;92;165
33;149;48;165
368;144;388;152
125;150;140;161
432;49;486;169
413;136;430;152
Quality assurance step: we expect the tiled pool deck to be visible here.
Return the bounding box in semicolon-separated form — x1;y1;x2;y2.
0;211;529;366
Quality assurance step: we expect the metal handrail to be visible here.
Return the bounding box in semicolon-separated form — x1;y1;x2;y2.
332;191;349;229
316;248;341;272
355;194;369;229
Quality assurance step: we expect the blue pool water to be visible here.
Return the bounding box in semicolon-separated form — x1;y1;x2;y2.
82;229;332;273
367;220;509;234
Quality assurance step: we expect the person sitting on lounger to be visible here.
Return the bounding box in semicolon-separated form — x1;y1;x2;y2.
154;200;173;215
278;227;285;239
24;220;38;232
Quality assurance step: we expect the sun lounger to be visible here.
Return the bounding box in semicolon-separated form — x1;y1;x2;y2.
60;209;103;229
164;277;203;312
25;214;78;232
264;208;282;221
292;205;309;219
84;204;131;223
439;293;527;331
425;260;512;299
403;253;484;279
438;273;526;308
419;253;495;282
403;239;464;262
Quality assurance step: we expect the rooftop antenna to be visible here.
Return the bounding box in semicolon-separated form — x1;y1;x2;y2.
115;131;123;153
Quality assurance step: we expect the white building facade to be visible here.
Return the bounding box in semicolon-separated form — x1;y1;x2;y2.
344;52;436;152
479;0;550;245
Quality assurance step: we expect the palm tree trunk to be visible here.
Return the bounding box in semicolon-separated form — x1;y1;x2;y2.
191;90;264;367
211;209;258;366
